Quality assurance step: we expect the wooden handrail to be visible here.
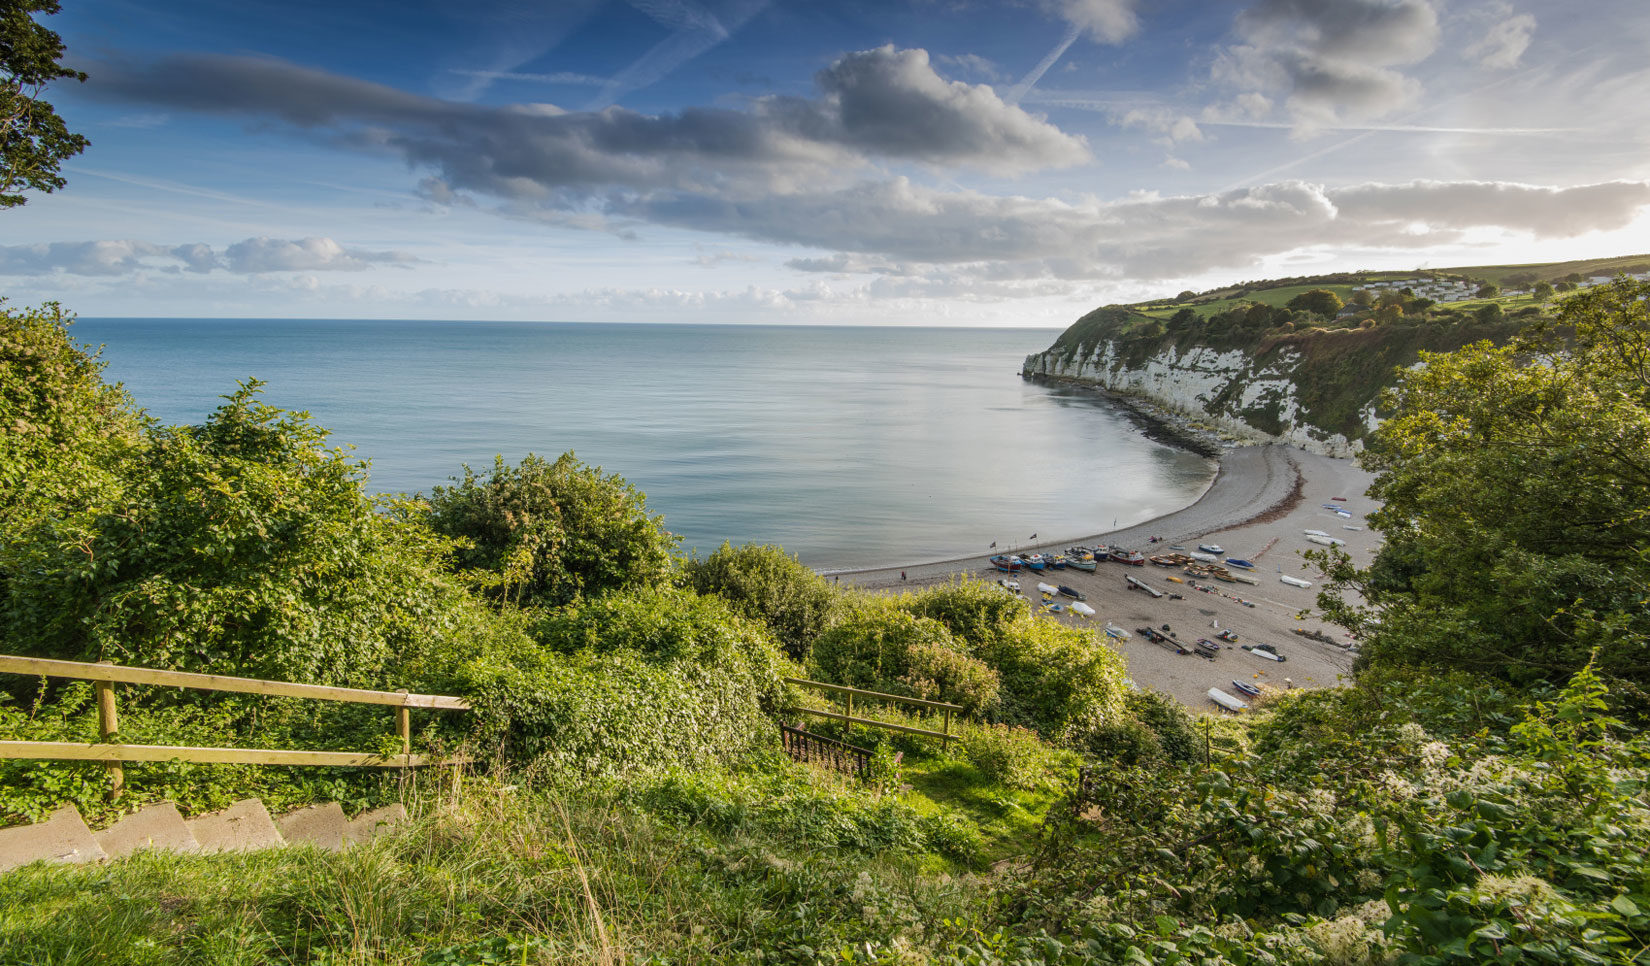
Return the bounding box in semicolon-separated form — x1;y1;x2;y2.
0;740;471;769
783;677;961;712
791;707;953;741
0;655;470;709
0;653;471;798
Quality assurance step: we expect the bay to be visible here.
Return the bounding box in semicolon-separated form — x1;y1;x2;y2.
73;319;1215;571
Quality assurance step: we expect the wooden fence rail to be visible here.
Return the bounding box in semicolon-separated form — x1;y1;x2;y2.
0;654;471;799
783;677;960;744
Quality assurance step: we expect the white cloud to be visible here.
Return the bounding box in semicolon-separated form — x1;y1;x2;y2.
1042;0;1140;44
1215;0;1441;132
0;237;423;277
1466;12;1536;69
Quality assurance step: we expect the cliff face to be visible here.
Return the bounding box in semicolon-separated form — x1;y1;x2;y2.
1023;341;1375;457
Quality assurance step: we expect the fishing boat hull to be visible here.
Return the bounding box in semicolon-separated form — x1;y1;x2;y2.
989;554;1023;572
1208;688;1249;712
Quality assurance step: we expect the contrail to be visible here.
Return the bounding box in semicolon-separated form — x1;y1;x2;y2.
1005;23;1081;105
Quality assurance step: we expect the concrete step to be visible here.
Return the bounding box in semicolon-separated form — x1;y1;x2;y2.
1;797;409;871
96;802;199;859
276;802;346;851
187;799;284;853
0;804;107;873
344;803;407;846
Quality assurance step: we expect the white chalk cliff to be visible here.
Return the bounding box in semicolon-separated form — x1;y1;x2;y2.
1023;341;1378;458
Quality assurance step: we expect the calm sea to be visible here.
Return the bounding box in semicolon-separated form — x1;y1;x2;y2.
73;319;1215;571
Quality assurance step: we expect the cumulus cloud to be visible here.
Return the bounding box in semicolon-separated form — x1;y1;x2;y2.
1215;0;1441;131
92;46;1087;202
765;178;1650;280
1042;0;1140;43
0;237;422;277
1466;11;1536;69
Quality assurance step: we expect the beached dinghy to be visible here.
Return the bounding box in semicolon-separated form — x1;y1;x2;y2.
1037;581;1059;596
1197;543;1225;555
989;554;1024;572
1231;680;1262;697
1104;622;1132;640
1303;529;1329;537
1108;547;1146;565
1070;601;1095;617
1058;585;1085;600
1279;574;1314;588
1208;688;1249;712
1227;571;1259;585
1025;554;1046;570
1305;534;1346;547
1242;644;1285;662
1224;558;1255;570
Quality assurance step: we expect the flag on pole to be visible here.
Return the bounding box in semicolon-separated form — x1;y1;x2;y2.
989;541;996;548
1030;533;1037;540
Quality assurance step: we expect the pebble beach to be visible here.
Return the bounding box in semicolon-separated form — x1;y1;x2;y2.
837;444;1381;710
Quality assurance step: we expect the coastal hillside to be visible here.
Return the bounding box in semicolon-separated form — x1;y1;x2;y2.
1024;254;1650;454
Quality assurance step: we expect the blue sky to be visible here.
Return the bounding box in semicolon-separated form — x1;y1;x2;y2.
5;0;1649;324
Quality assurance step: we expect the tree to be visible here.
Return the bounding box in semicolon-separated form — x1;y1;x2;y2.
1475;282;1500;298
1287;288;1344;317
0;300;143;527
1349;288;1374;307
1324;278;1650;706
1533;281;1555;302
2;384;484;686
426;452;676;608
0;1;89;208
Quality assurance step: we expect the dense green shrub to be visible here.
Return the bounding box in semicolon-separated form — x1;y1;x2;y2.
680;542;840;660
975;618;1129;740
810;606;999;714
903;580;1026;650
425;452;676;608
1122;687;1199;762
467;588;790;779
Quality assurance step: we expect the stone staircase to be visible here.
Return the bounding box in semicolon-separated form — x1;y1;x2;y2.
0;799;408;873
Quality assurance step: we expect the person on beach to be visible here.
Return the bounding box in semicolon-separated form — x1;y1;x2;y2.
901;571;907;581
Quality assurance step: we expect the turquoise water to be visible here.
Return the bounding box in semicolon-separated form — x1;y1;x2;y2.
73;319;1215;571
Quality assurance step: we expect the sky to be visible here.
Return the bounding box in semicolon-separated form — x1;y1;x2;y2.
4;0;1650;325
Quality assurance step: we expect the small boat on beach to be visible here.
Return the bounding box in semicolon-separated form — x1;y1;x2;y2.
1224;558;1255;570
1058;585;1085;600
1303;529;1329;537
1189;551;1220;563
989;554;1024;572
1037;582;1059;596
1025;554;1047;570
1067;557;1096;572
1305;535;1345;547
1070;601;1095;617
1150;552;1192;567
1108;547;1146;566
1104;622;1132;640
1231;680;1262;697
1191;637;1222;655
1197;543;1225;555
1279;574;1313;588
1208;688;1249;712
1242;644;1285;662
1125;575;1163;598
1048;554;1068;569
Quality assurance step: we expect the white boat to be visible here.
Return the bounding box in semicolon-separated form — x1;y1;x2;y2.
1227;571;1259;585
1189;551;1220;562
1303;529;1329;537
1037;581;1059;595
1208;687;1249;712
1245;646;1284;662
1279;574;1313;588
1104;622;1132;640
1070;601;1095;617
1342;525;1364;531
1125;574;1163;598
1305;535;1346;547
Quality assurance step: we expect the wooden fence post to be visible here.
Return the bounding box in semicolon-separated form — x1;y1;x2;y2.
395;690;411;761
943;708;952;746
95;660;123;799
845;691;853;726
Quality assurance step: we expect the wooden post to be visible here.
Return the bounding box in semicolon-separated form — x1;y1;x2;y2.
943;708;952;746
845;691;853;726
95;661;123;799
395;690;411;760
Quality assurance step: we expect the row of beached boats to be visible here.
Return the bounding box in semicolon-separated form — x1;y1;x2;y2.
989;544;1145;572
